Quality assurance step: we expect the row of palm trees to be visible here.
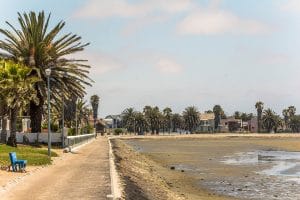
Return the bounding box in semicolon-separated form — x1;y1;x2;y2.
0;11;95;146
122;105;225;134
255;102;300;133
121;102;300;135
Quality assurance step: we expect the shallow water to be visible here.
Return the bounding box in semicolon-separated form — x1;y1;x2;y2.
223;150;300;178
124;138;300;200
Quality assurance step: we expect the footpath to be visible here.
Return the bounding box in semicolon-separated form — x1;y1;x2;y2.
1;137;111;200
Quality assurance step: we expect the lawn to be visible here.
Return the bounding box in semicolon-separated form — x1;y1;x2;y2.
0;144;58;166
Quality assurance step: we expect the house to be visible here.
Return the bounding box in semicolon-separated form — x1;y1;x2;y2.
220;117;242;132
198;113;215;132
104;115;123;128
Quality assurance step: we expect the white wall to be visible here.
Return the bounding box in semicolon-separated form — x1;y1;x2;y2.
6;130;67;144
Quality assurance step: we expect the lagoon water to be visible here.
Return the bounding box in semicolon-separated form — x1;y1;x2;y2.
125;138;300;200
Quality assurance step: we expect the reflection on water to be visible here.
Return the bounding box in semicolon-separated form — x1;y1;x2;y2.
223;150;300;180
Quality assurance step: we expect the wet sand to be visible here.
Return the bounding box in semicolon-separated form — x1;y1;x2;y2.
112;134;300;200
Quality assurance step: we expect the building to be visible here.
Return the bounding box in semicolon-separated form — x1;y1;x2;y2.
220;117;242;132
198;113;215;132
104;115;123;128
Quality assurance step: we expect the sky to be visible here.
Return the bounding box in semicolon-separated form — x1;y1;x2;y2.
0;0;300;117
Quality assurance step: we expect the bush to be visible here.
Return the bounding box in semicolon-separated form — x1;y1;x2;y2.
80;124;94;134
114;128;123;135
41;122;59;133
51;123;59;133
68;128;76;136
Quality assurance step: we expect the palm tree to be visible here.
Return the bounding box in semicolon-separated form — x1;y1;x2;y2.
134;112;147;135
234;111;241;119
0;11;92;133
143;106;161;134
172;113;183;133
64;95;77;128
76;99;90;133
122;108;136;133
90;95;100;128
282;108;289;131
262;109;281;133
288;106;296;117
0;60;40;146
183;106;199;134
213;105;224;132
163;107;172;134
255;101;264;133
289;115;300;133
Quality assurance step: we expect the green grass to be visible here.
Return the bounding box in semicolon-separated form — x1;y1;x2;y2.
0;144;58;166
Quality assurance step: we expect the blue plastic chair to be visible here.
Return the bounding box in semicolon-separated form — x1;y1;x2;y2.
9;152;27;172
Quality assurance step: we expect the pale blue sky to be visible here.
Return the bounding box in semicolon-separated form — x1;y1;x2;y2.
0;0;300;117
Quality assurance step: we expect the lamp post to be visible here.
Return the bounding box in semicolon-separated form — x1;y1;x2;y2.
45;68;51;157
61;72;67;148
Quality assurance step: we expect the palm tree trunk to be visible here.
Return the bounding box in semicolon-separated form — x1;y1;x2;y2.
1;116;7;143
30;90;44;133
7;107;18;147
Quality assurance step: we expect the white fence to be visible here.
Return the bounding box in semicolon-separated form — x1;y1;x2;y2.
6;131;67;144
66;133;96;149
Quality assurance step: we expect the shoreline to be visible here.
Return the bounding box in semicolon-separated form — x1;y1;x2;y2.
111;138;233;200
111;135;300;200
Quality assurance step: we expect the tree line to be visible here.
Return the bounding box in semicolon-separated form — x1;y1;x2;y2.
121;102;300;135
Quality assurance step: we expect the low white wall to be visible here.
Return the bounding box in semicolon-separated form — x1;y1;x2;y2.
6;131;67;144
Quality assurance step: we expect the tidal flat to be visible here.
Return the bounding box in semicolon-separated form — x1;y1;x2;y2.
113;135;300;200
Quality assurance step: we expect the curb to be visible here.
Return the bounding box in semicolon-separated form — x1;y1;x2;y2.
107;138;122;199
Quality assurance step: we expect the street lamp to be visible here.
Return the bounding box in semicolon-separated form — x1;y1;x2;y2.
61;72;67;148
45;68;51;157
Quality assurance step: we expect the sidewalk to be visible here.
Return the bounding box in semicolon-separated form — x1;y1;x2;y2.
1;137;111;200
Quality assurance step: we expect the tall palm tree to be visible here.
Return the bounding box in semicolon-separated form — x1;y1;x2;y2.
0;11;92;133
122;108;136;133
255;101;264;133
282;108;289;131
0;60;40;146
90;95;99;128
183;106;199;134
213;105;224;132
163;107;172;133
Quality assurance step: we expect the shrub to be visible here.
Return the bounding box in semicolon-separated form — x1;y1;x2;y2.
114;128;123;135
68;128;76;136
80;124;94;134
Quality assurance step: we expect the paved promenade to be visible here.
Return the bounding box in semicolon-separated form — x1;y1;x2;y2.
2;137;111;200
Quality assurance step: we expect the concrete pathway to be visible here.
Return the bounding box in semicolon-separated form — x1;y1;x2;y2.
2;137;111;200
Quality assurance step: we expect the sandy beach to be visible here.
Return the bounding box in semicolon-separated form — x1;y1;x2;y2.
111;134;300;200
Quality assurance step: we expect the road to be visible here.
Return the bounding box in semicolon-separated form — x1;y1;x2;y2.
2;137;111;200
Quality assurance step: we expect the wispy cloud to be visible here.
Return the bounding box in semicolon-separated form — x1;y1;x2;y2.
258;53;290;65
74;0;192;19
156;58;183;74
78;52;125;75
177;8;271;35
280;0;300;12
